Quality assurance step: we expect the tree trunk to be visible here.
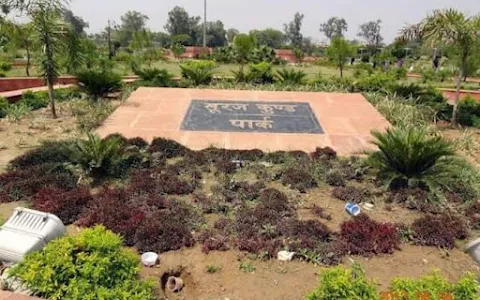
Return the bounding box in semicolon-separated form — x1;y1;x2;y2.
25;46;31;77
339;65;343;78
47;78;57;119
451;69;464;126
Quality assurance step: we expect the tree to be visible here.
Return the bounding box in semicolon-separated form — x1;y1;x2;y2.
164;6;200;46
226;28;239;44
358;20;383;66
153;31;171;48
31;5;66;118
171;43;185;59
284;12;304;47
233;33;255;72
118;10;149;46
320;17;348;40
1;0;67;12
400;9;480;124
5;22;34;76
199;20;227;47
326;37;356;77
250;28;286;49
62;9;88;35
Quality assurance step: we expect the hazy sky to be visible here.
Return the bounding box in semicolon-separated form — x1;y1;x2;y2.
69;0;480;43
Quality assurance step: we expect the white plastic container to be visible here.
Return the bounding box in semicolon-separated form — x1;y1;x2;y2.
141;252;159;267
0;207;66;263
465;238;480;264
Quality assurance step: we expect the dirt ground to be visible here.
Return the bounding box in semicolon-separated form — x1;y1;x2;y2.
0;103;81;172
2;105;480;300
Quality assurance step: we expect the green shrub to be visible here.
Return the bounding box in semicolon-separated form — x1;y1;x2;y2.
390;67;407;80
8;226;155;300
66;133;125;178
20;90;49;110
76;69;123;100
355;73;396;92
354;62;374;76
248;62;274;84
180;60;216;86
420;68;436;83
276;69;307;85
0;57;12;72
135;67;175;87
0;96;8;119
390;271;480;300
5;103;31;122
458;96;480;127
213;46;236;63
251;45;277;64
368;126;457;191
306;265;379;300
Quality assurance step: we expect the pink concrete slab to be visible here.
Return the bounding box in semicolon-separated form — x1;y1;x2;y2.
96;88;391;155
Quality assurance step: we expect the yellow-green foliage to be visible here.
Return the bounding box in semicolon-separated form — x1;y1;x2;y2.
306;265;379;300
9;226;155;300
390;271;480;300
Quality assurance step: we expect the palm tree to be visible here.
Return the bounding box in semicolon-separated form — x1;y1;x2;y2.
233;34;255;73
31;5;66;118
400;9;480;125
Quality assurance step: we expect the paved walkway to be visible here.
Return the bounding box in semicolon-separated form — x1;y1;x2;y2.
0;291;41;300
96;87;390;155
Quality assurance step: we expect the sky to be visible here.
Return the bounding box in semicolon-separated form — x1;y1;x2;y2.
67;0;480;43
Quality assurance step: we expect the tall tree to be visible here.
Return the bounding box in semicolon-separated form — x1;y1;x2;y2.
164;6;200;45
4;22;34;76
250;28;286;48
199;20;227;47
1;0;68;12
400;9;480;124
31;5;66;118
358;19;383;65
118;10;149;46
226;28;239;44
284;12;304;47
320;17;348;40
62;9;88;35
326;37;357;77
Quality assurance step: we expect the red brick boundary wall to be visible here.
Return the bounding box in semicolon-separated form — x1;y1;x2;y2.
0;76;139;93
440;89;480;103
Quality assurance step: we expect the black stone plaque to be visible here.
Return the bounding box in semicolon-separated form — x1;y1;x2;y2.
181;100;323;134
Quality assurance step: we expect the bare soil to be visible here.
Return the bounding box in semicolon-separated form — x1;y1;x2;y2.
1;107;480;300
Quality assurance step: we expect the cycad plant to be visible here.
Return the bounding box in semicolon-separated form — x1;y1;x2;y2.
180;60;215;86
76;69;122;100
134;67;174;87
276;69;307;85
368;126;457;191
67;133;124;178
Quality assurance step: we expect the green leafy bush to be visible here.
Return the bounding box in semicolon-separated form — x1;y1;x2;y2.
213;46;236;63
276;69;307;85
0;96;8;119
251;45;277;64
180;60;216;86
66;133;125;178
0;57;12;72
390;271;479;300
134;67;175;87
306;265;379;300
368;126;457;191
76;69;123;100
355;73;396;92
390;67;407;80
5;103;31;122
20;90;49;110
8;226;155;300
458;96;480;127
247;62;274;84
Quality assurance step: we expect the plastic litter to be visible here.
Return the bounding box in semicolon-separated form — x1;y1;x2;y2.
277;251;295;261
141;252;158;267
362;203;374;211
231;160;244;168
166;276;184;293
345;202;361;216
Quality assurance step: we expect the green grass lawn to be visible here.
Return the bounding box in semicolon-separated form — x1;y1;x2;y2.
5;60;479;90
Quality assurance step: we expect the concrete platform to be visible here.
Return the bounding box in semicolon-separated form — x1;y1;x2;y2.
96;87;390;155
